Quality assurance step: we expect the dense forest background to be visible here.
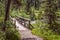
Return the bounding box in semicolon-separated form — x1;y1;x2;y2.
0;0;60;40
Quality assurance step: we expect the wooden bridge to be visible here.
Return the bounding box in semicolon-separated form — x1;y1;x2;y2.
16;17;34;30
11;17;43;40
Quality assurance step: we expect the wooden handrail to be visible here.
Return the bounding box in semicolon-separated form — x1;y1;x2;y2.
16;17;34;30
16;16;31;21
29;24;34;30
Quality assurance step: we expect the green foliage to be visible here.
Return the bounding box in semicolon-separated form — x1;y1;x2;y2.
32;28;60;40
0;31;5;40
0;27;21;40
1;0;60;40
56;10;60;17
4;20;20;40
0;27;20;40
0;1;5;16
5;27;20;40
0;17;4;23
32;20;60;40
0;17;20;40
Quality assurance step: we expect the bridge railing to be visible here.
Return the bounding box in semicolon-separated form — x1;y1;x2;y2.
16;17;34;30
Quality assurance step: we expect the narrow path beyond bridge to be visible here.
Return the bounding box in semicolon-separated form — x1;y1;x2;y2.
12;18;43;40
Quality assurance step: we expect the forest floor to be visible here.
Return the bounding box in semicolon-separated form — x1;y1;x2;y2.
12;18;43;40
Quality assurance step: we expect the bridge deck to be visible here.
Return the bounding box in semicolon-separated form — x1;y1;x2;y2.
16;20;28;30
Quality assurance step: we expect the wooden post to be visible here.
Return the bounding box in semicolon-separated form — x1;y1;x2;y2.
14;19;16;28
29;21;30;29
21;20;22;24
24;21;26;26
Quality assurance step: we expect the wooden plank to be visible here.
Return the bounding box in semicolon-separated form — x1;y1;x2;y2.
17;16;31;21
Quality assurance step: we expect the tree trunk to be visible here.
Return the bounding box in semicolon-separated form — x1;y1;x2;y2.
3;0;11;31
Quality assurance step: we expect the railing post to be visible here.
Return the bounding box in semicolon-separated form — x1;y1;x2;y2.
29;21;30;29
24;21;26;27
15;20;16;28
21;20;22;24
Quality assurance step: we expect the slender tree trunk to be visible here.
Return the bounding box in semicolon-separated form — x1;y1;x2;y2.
3;0;11;31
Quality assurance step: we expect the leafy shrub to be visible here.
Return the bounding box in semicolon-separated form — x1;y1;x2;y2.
0;31;5;40
0;20;21;40
5;27;20;40
32;20;60;40
0;17;4;23
0;27;20;40
5;20;21;40
32;28;60;40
